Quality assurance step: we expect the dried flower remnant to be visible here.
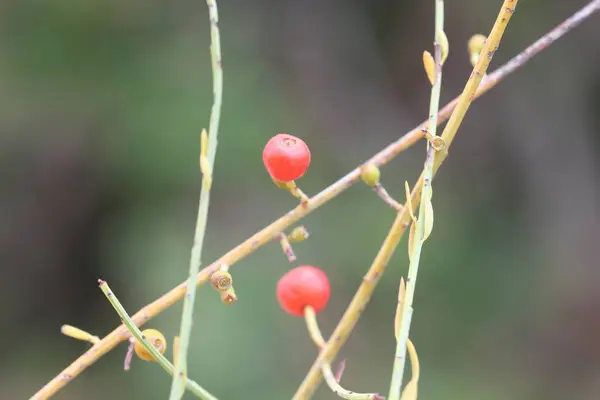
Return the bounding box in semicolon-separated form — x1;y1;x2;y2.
210;270;233;291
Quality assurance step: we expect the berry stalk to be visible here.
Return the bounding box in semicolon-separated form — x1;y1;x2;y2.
170;1;224;398
303;307;383;400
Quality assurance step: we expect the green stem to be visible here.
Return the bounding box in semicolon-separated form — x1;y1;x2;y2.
170;1;223;399
388;1;444;399
304;306;327;348
97;280;217;400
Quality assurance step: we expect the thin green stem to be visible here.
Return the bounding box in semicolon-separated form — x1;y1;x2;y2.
304;306;327;348
303;307;383;400
170;1;223;398
388;2;444;399
389;307;414;400
97;280;217;400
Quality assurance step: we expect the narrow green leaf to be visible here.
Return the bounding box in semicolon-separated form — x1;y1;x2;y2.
408;221;416;261
422;198;434;242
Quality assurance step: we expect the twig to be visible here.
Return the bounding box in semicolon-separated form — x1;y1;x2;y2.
388;1;445;398
169;1;224;399
60;325;100;345
30;5;598;397
360;164;402;212
373;183;404;212
278;233;297;262
322;366;384;400
123;341;134;371
97;280;217;400
303;307;383;400
293;1;520;398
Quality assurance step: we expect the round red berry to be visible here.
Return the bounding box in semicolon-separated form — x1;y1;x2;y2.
262;133;311;182
276;265;330;317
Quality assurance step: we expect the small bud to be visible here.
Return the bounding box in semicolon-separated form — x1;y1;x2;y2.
220;286;238;305
468;34;486;59
210;270;233;291
360;164;381;187
422;195;434;242
61;325;100;344
134;329;167;362
288;226;309;242
470;53;479;68
422;51;436;85
439;30;449;65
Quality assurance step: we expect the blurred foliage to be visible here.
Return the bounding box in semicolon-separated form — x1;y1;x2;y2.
1;1;599;399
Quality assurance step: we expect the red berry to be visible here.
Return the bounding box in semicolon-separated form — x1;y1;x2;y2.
262;133;311;182
276;265;330;317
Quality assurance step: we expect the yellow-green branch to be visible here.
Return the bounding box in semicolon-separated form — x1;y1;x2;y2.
170;1;223;399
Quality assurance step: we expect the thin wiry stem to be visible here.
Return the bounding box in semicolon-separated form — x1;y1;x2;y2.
98;280;217;400
388;1;444;398
30;3;599;397
303;307;383;400
169;1;223;399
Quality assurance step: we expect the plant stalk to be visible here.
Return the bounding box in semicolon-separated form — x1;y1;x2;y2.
388;1;444;398
169;1;223;399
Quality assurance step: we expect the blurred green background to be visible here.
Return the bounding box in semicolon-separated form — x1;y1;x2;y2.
1;0;600;399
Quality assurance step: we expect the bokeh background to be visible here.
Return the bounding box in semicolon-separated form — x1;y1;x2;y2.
2;0;600;399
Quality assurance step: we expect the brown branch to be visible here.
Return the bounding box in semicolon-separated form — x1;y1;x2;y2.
31;2;599;397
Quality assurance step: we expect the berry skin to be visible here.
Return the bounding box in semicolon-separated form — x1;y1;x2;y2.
277;265;330;317
134;329;167;361
263;133;311;182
